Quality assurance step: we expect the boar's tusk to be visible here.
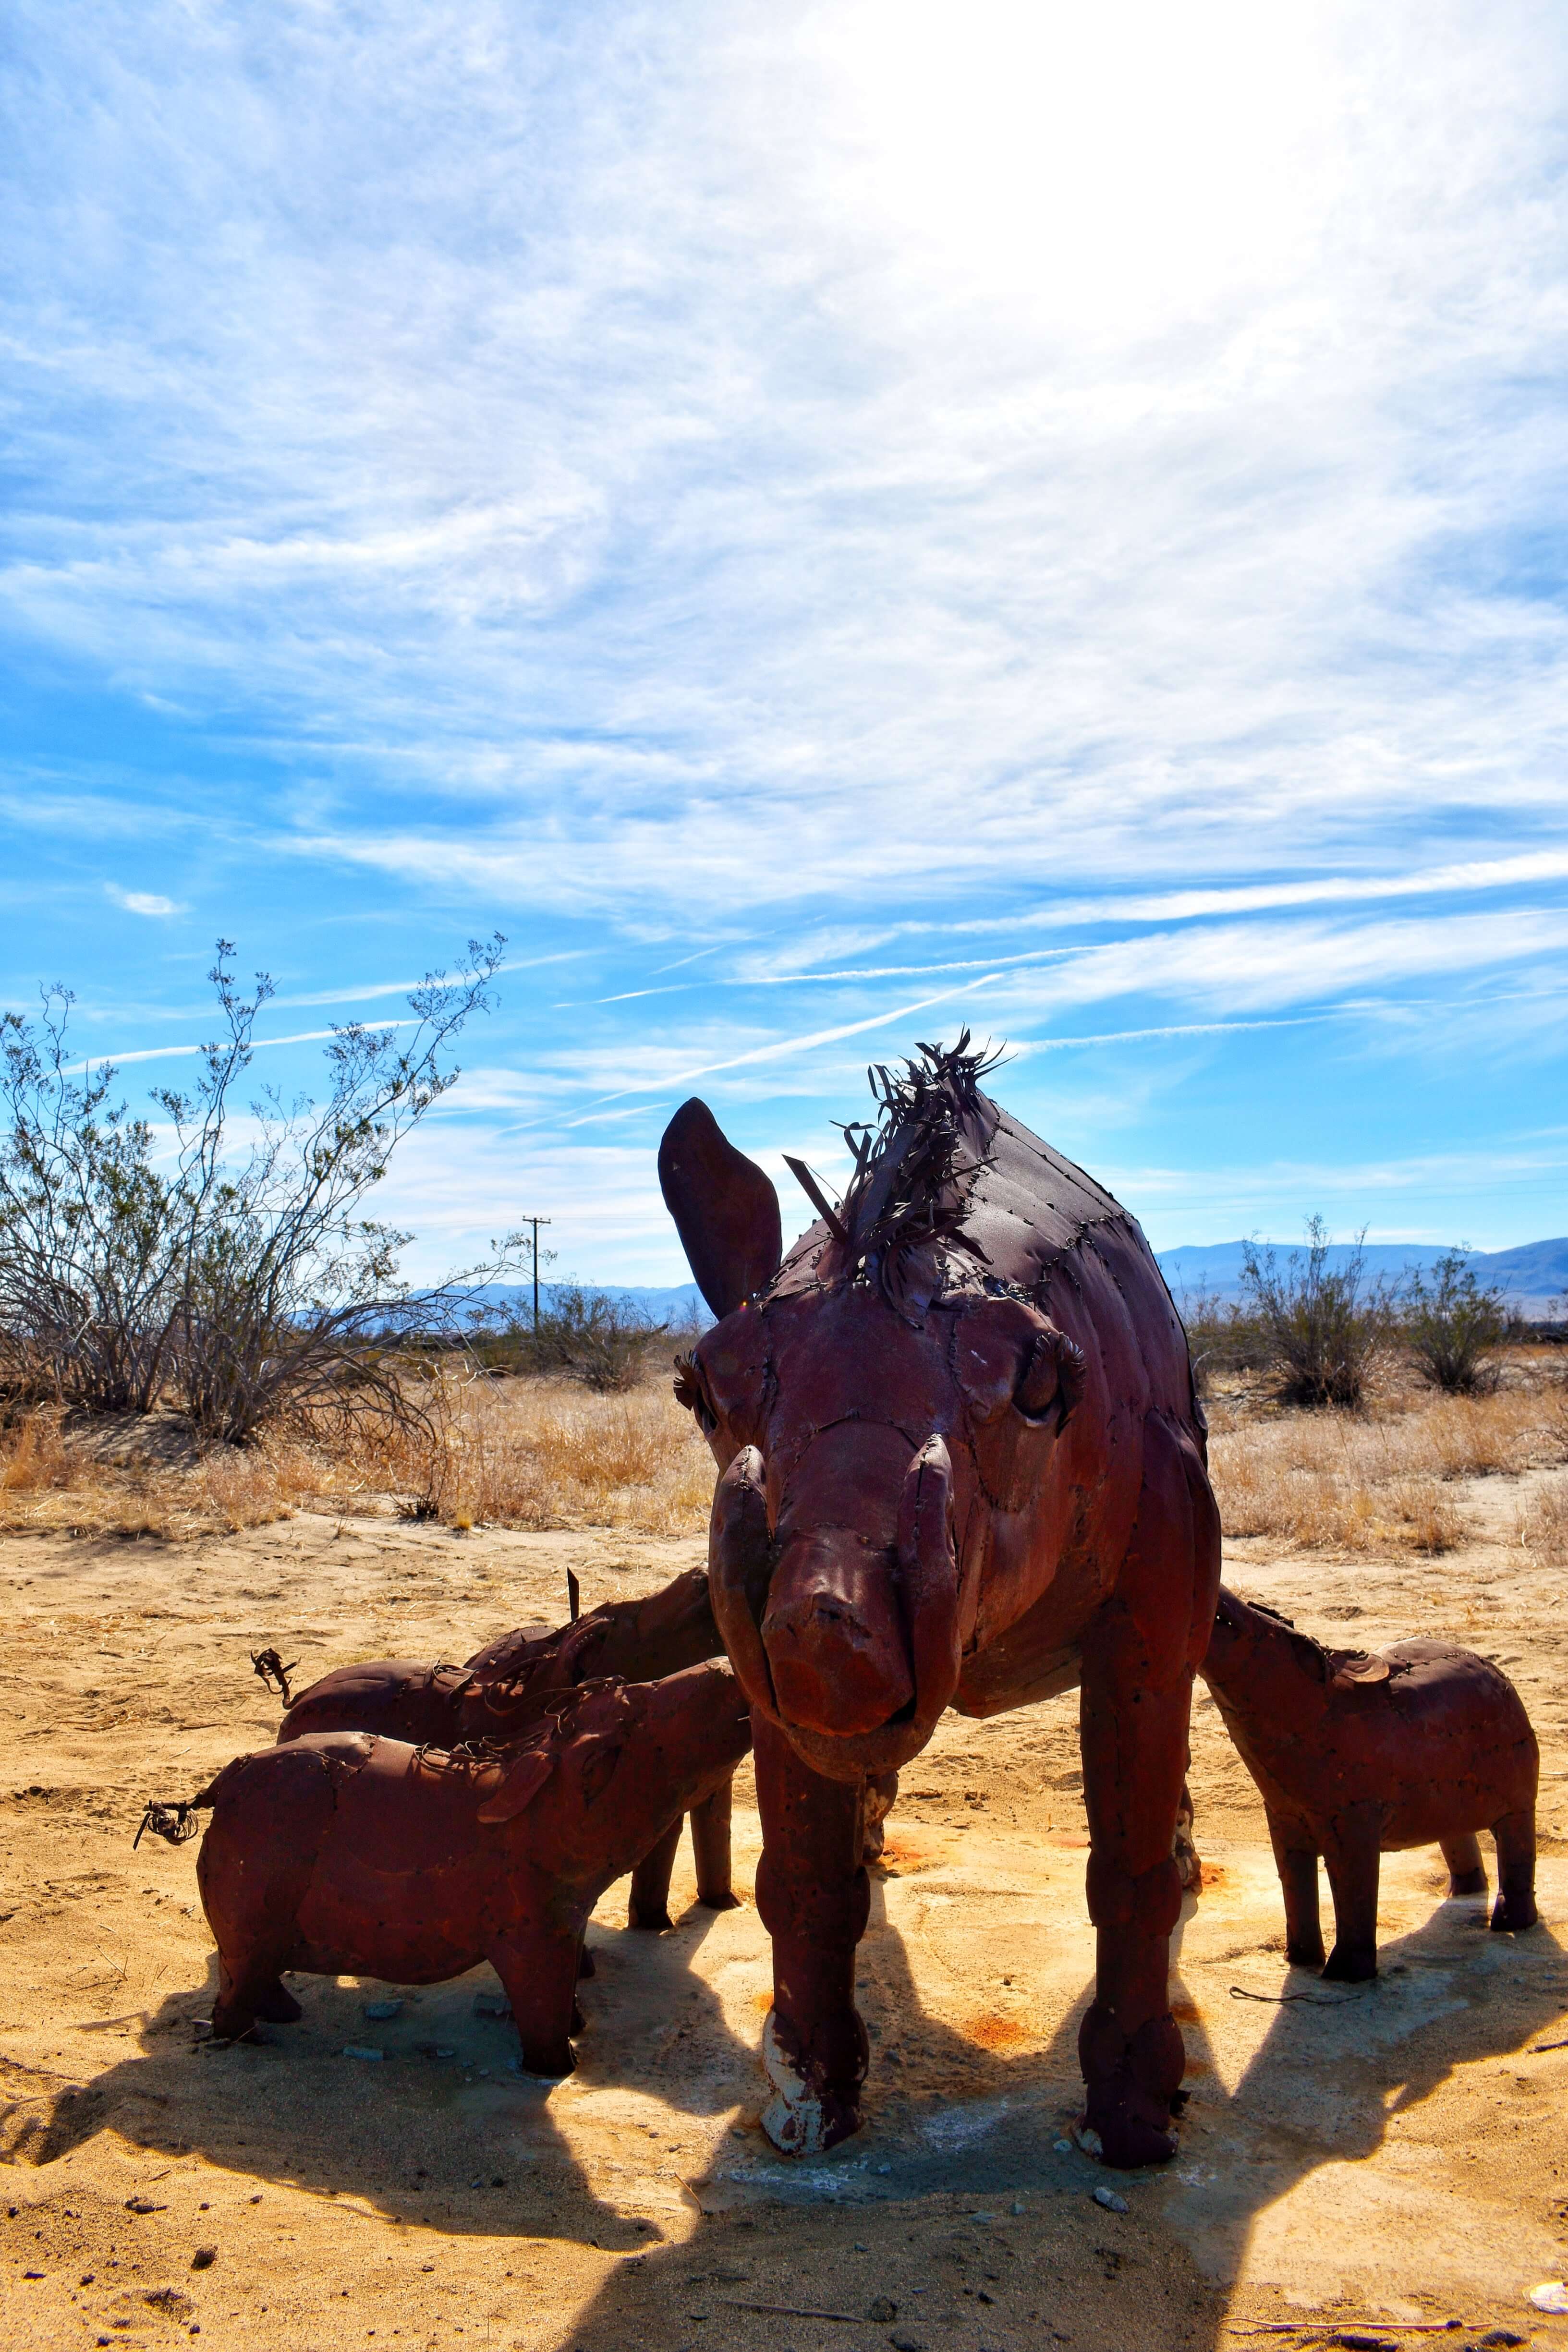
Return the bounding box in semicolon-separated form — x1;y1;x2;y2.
896;1434;962;1727
708;1446;779;1720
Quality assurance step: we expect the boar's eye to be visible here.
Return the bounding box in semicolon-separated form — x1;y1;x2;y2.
1014;1328;1087;1429
673;1355;719;1435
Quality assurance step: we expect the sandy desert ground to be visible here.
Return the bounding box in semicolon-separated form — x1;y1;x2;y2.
3;1383;1568;2352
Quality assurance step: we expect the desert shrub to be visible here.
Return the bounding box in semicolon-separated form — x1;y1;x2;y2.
1176;1284;1271;1395
0;936;515;1444
471;1286;682;1393
1239;1217;1398;1409
1400;1250;1509;1393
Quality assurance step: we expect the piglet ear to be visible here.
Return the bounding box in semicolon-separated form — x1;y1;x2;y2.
659;1099;782;1319
477;1744;554;1825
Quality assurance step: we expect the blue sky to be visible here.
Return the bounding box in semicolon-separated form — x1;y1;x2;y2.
3;1;1566;1285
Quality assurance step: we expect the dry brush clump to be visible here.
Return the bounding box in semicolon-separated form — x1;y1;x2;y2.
1206;1374;1568;1557
318;1365;716;1537
0;1405;319;1538
1519;1474;1568;1565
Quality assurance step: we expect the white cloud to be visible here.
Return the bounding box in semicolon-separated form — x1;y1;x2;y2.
106;884;184;918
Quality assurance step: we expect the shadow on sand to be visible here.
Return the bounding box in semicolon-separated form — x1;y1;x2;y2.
551;1863;1568;2352
2;1896;758;2253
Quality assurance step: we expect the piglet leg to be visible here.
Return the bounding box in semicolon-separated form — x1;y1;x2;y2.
492;1928;582;2078
1491;1810;1537;1932
1440;1831;1487;1898
692;1776;739;1910
629;1816;682;1931
753;1709;869;2155
1266;1809;1325;1968
1320;1811;1380;1980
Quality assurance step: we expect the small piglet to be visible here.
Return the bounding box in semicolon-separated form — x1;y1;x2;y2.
1203;1587;1537;1979
194;1661;752;2073
275;1567;736;1925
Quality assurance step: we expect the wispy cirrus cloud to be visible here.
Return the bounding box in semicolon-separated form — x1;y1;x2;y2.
3;2;1567;1272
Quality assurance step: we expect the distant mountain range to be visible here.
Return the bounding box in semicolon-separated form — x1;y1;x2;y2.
1156;1238;1568;1316
471;1238;1568;1324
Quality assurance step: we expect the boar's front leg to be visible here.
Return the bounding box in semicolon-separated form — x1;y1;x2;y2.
753;1709;869;2155
490;1926;583;2078
1078;1418;1219;2169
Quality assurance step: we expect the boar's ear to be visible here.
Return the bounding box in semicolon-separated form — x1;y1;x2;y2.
476;1744;555;1826
659;1099;782;1318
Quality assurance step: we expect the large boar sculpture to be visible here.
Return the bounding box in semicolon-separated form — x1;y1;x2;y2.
660;1037;1219;2168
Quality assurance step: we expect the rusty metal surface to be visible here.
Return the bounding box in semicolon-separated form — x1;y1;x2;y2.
1202;1586;1540;1978
275;1567;738;1918
192;1662;753;2071
661;1035;1222;2166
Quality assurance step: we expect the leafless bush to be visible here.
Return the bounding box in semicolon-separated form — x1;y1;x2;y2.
470;1286;699;1393
0;937;518;1446
1240;1217;1398;1408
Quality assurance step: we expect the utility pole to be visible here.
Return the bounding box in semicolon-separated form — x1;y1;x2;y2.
525;1216;552;1335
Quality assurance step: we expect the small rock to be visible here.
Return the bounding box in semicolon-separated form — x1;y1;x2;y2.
473;1990;512;2019
1010;2201;1026;2216
875;2162;892;2175
1479;2334;1525;2348
1331;2335;1395;2351
1053;2138;1073;2153
342;2044;385;2061
363;2000;403;2021
191;2248;217;2271
1074;2123;1104;2157
1530;2285;1568;2316
890;2335;926;2352
867;2297;898;2321
124;2197;168;2215
1093;2186;1128;2214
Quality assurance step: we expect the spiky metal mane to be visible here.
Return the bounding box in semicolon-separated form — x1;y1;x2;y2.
835;1030;1003;1281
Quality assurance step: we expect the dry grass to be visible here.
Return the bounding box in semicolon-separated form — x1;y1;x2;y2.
1519;1473;1568;1564
0;1367;717;1542
360;1371;715;1536
1207;1373;1568;1557
6;1347;1563;1552
0;1406;317;1539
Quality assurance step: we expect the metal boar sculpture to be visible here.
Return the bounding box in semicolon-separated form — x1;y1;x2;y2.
187;1663;752;2069
659;1035;1220;2167
1201;1587;1539;1980
273;1569;739;1926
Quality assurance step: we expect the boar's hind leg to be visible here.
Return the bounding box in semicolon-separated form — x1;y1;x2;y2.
197;1747;331;2041
1320;1810;1380;1981
628;1816;683;1931
492;1930;583;2078
1490;1809;1537;1933
692;1775;739;1910
753;1709;869;2156
1440;1831;1487;1898
1078;1418;1219;2170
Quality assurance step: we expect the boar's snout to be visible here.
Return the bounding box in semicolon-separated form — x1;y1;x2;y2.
762;1532;915;1738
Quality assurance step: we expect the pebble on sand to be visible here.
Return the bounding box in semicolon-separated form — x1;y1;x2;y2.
1093;2186;1129;2213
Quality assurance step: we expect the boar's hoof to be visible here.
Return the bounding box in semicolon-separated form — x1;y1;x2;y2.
1448;1867;1488;1897
1079;2005;1182;2170
1491;1890;1538;1934
516;2036;576;2079
1321;1943;1376;1982
629;1900;674;1933
1285;1936;1327;1970
760;2011;860;2156
698;1888;741;1912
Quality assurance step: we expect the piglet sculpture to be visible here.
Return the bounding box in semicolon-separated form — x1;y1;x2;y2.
193;1662;752;2072
275;1567;738;1925
1202;1587;1538;1979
